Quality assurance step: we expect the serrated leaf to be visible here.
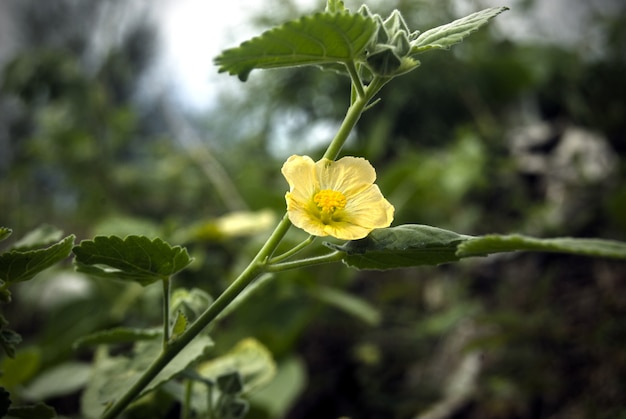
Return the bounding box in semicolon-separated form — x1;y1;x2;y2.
72;236;193;286
73;327;161;350
325;0;346;13
411;7;508;54
0;228;11;242
214;11;377;81
326;224;472;270
171;311;188;339
10;225;64;251
0;235;75;285
457;234;626;259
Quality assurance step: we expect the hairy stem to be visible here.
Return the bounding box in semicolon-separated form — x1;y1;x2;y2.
102;215;292;418
269;236;315;263
267;251;345;272
101;73;388;419
323;75;388;161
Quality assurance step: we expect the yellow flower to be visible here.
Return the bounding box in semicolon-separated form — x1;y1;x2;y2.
281;155;394;240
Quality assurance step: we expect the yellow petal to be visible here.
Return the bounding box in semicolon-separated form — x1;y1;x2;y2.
316;156;376;197
281;155;319;202
343;185;394;229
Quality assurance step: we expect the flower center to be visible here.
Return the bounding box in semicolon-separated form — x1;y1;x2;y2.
314;189;347;214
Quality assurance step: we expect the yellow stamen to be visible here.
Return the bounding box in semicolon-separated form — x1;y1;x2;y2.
314;189;347;214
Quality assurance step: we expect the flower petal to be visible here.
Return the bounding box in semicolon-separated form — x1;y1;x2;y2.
343;185;394;229
281;155;319;202
321;222;373;240
316;156;376;196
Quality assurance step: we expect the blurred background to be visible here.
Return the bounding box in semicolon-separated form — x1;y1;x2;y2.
1;0;625;417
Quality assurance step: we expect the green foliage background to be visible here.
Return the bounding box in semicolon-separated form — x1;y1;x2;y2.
1;0;625;417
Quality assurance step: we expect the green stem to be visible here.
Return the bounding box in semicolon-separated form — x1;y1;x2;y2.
162;278;170;350
181;379;192;419
267;251;345;272
101;215;292;419
345;62;365;99
323;75;388;161
101;72;390;419
269;236;315;263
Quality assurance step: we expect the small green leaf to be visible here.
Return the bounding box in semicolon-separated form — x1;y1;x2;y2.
325;0;346;13
171;287;213;323
73;236;193;286
0;235;75;286
0;228;11;242
326;225;471;270
457;234;626;259
171;311;188;339
215;11;377;81
73;327;161;350
411;7;508;54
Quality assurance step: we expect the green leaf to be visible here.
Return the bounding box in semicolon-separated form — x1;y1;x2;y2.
22;362;91;401
81;336;213;418
10;225;64;251
197;338;276;394
72;236;193;286
457;234;626;259
7;403;56;419
411;7;508;54
171;311;188;339
328;224;626;271
325;0;346;13
0;347;41;389
0;228;11;242
326;225;472;270
73;327;161;350
0;235;75;286
170;287;213;323
249;357;306;418
214;11;377;81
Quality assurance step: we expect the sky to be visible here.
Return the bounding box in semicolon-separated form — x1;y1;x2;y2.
155;0;320;111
